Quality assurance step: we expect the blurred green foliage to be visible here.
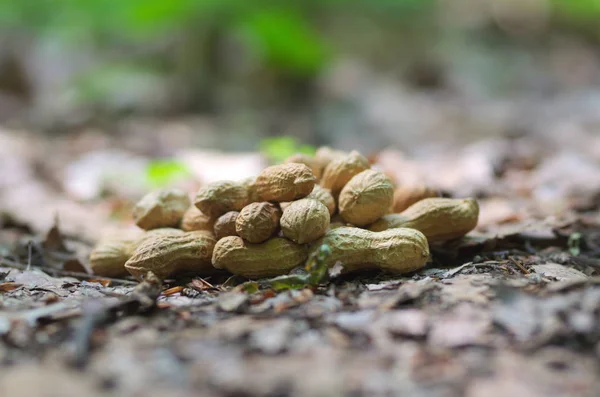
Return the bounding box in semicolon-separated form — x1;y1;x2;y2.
259;137;315;164
1;0;598;115
0;0;434;79
145;159;191;188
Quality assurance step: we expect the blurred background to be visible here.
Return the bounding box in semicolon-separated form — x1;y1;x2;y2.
1;0;600;236
1;0;600;149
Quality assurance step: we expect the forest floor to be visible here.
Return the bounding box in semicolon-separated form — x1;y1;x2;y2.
0;124;599;397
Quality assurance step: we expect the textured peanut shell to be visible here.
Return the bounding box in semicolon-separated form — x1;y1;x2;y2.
235;202;281;243
280;185;336;216
305;185;336;215
89;238;136;277
320;151;370;196
338;170;394;226
212;236;308;278
314;146;346;172
392;185;439;213
369;198;479;242
280;199;330;244
181;206;214;232
213;211;240;240
125;230;217;280
133;189;190;230
194;180;249;218
309;227;429;274
285;153;322;180
241;176;261;204
255;163;316;202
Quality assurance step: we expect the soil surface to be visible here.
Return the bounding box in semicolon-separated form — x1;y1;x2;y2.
0;126;599;397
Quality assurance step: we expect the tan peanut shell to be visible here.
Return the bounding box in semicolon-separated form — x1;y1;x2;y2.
133;189;190;230
125;230;217;280
89;238;136;277
305;185;336;215
368;198;479;242
392;185;439;213
314;146;346;171
280;185;336;216
212;236;308;279
213;211;239;240
280;199;330;244
309;227;429;274
255;163;316;202
181;206;214;232
235;202;281;243
241;176;261;204
285;153;322;180
320;150;370;196
338;169;394;226
194;180;249;217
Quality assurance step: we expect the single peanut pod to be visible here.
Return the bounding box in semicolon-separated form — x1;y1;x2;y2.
125;230;217;280
338;170;394;226
194;180;249;218
212;236;308;279
309;227;429;274
280;185;336;216
89;238;136;277
214;211;240;240
392;185;439;213
255;163;316;202
133;189;190;230
320;151;370;196
368;198;479;242
280;199;330;244
306;185;336;215
240;176;261;204
285;153;322;180
314;146;346;172
181;206;214;232
135;228;185;245
235;202;281;243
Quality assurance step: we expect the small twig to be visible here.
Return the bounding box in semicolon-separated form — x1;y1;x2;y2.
509;257;530;274
0;257;137;286
27;241;32;271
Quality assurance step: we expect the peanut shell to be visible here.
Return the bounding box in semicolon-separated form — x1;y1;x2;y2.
320;150;370;196
255;163;316;202
241;176;261;204
212;236;307;279
309;227;429;274
194;180;249;218
89;238;136;277
133;189;190;230
235;202;281;243
338;169;394;226
181;206;214;232
125;230;217;280
285;153;322;180
280;199;330;244
314;146;346;171
213;211;240;240
368;198;479;242
392;185;439;213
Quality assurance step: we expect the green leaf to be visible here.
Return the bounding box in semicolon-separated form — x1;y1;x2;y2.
145;159;191;188
568;232;582;256
258;136;316;163
238;8;329;76
239;281;260;294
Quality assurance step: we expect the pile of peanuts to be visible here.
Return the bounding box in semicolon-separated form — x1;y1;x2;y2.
89;148;479;280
